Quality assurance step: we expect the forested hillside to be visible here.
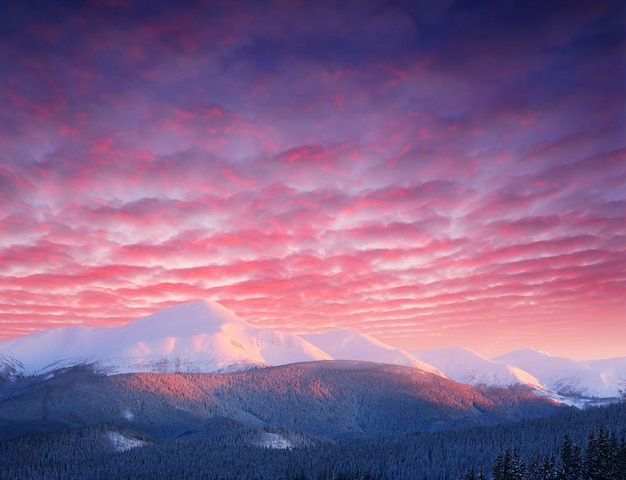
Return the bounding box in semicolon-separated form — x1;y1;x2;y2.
0;362;565;441
1;399;624;479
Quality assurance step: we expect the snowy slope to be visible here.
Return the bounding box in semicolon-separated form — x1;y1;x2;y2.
303;330;444;376
584;356;626;380
0;301;331;376
410;347;548;390
494;349;626;398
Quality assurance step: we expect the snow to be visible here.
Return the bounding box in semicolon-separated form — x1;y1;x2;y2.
256;432;293;450
1;300;624;400
122;407;135;421
0;353;23;377
584;356;626;380
303;330;445;376
493;348;626;398
0;300;330;376
106;431;146;452
411;347;548;390
258;330;332;365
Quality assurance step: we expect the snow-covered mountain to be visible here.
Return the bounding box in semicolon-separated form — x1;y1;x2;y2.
410;347;548;391
584;356;626;380
1;301;624;400
303;330;444;376
0;300;331;376
494;349;626;398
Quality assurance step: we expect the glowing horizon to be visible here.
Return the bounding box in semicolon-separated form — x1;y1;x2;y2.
0;0;624;361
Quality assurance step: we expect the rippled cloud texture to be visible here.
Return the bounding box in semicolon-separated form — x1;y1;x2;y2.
1;0;624;359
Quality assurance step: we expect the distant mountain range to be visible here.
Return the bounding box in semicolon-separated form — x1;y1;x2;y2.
1;300;624;400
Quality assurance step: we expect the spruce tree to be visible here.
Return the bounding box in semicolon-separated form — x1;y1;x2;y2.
618;437;626;480
586;429;599;479
510;447;525;480
561;434;583;480
493;447;525;480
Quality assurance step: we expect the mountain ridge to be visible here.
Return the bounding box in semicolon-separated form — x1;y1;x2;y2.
0;360;568;442
494;348;626;398
1;300;624;399
409;346;548;391
303;330;445;376
0;300;331;377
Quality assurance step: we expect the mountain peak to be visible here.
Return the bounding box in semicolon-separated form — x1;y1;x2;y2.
497;347;553;359
303;329;444;376
493;348;626;398
166;299;241;319
409;346;548;390
125;300;246;339
0;300;328;376
306;329;394;352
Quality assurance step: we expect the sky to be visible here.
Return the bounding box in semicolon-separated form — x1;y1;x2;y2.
0;0;624;361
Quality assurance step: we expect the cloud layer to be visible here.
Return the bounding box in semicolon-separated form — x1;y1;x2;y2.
0;0;624;359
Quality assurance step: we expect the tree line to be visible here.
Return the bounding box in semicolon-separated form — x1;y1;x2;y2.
1;402;624;479
460;425;626;480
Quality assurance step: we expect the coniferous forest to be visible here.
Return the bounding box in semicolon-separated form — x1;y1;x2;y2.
1;402;624;480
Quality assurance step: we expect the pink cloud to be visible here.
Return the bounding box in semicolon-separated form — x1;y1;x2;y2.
0;0;623;360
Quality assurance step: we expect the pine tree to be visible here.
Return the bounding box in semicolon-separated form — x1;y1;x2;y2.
511;447;526;480
561;434;583;480
540;454;558;480
492;448;507;480
459;467;476;480
586;429;600;479
617;436;626;480
493;447;525;480
528;453;542;480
